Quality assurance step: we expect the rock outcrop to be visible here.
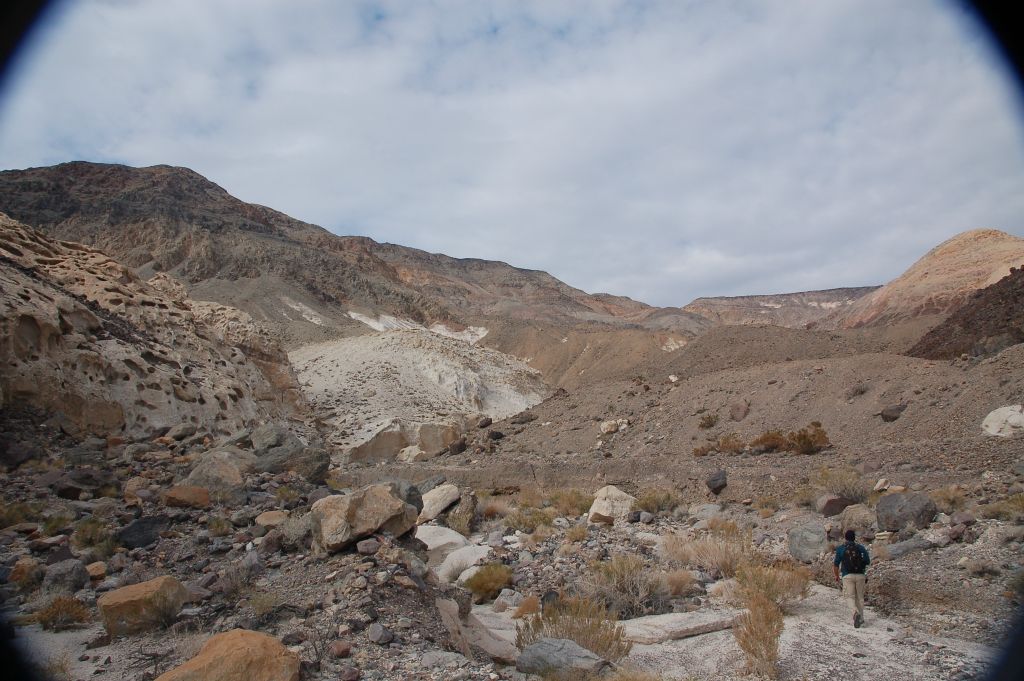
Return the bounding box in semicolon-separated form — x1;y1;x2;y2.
0;215;302;438
154;629;300;681
97;575;188;636
310;485;417;553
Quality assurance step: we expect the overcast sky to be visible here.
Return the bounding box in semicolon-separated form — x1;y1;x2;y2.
1;1;1023;306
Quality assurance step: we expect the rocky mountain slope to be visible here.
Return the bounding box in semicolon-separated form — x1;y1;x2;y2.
822;229;1024;329
0;162;710;350
681;287;879;328
908;266;1024;360
0;213;301;439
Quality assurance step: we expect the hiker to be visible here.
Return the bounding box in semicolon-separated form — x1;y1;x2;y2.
833;529;870;627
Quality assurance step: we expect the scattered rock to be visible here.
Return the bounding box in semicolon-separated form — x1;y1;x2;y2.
706;469;727;495
881;404;908;422
154;629;300;681
516;638;610;677
788;522;827;563
42;559;88;594
876;492;938;531
97;575;188;636
117;515;169;549
366;622;393;645
981;405;1024;437
816;494;854;517
587;486;637;524
419;484;461;523
310;485;417;553
163;486;211;509
621;610;739;643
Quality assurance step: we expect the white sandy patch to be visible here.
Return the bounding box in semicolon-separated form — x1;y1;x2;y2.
348;310;488;343
290;328;546;448
280;295;325;325
661;337;687;352
428;322;489;343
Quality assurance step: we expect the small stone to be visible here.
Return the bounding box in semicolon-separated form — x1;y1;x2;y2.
356;538;381;555
338;665;361;681
706;469;727;495
329;640;352;658
366;623;393;645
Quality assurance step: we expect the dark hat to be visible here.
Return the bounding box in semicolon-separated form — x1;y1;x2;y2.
844;529;856;541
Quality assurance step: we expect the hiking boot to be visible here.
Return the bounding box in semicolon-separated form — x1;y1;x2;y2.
854;613;863;628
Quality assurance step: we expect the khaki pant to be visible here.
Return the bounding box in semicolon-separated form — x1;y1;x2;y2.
842;573;866;620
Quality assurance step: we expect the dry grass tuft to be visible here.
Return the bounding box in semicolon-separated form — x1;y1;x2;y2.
930;486;967;514
0;501;41;528
786;422;830;454
548;489;594;516
698;413;719;429
754;496;780;518
663;533;749;579
464;563;512;602
505;508;554;533
733;591;783;678
812;467;869;503
41;513;73;537
665;569;697;597
207;515;232;537
580;555;670;618
981;494;1024;521
716;434;746;454
73;517;116;558
735;562;810;613
634;488;681;514
36;595;90;631
566;524;589;543
481;496;512;520
516;597;632;662
517;488;544;509
513;595;541;618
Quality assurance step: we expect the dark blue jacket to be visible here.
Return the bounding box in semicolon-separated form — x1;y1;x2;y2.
834;541;870;576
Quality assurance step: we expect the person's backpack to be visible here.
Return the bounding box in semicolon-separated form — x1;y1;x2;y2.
842;541;866;574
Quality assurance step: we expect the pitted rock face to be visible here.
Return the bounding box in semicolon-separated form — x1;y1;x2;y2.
0;214;302;438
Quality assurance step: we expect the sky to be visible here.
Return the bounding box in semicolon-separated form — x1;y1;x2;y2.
1;0;1023;307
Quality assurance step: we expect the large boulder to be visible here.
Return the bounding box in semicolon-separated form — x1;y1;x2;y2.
154;629;300;681
186;449;254;505
788;522;827;563
706;469;727;495
416;526;471;567
42;559;88;594
385;480;424;514
419;484;461;523
839;504;876;538
436;545;492;583
117;515;169;549
97;575;188;635
516;638;610;677
982;405;1024;437
876;492;938;531
587;486;637;524
250;425;329;483
816;495;854;517
163;486;211;509
310;485;417;553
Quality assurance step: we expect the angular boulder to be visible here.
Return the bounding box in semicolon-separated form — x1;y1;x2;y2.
788;522;827;563
187;453;249;506
42;559;89;594
163;486;211;509
310;485;417;553
416;525;471;567
255;510;289;529
876;492;938;531
839;504;876;538
881;404;907;422
97;575;188;635
982;405;1024;437
706;469;727;495
117;515;169;549
419;484;461;523
816;494;854;517
437;545;491;583
587;486;637;524
154;629;300;681
516;638;610;676
621;610;739;644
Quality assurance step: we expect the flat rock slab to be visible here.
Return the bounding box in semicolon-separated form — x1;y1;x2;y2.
621;609;741;644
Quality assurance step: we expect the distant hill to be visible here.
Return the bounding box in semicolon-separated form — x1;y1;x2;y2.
681;287;879;328
822;229;1024;329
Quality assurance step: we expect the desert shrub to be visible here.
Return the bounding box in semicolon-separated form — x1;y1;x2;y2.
735;562;810;614
517;488;544;509
464;563;513;602
716;434;745;454
548;489;594;516
274;485;300;505
516;597;632;662
733;591;783;678
698;413;719;429
0;501;40;528
812;467;868;503
790;484;817;508
481;496;512;520
754;496;780;518
980;494;1024;521
34;654;72;681
786;422;830;454
634;488;681;514
249;590;282;621
566;524;589;543
750;431;788;453
692;444;715;457
513;595;541;618
845;383;869;399
72;517;116;558
151;589;183;629
580;555;670;618
36;596;90;631
505;508;553;533
207;515;232;537
665;569;696;597
663;534;749;578
446;506;474;537
707;515;741;538
930;486;967;514
41;513;73;537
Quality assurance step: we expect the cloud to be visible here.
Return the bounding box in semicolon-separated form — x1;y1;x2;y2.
1;0;1023;306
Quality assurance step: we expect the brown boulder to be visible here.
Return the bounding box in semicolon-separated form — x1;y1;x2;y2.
311;485;417;553
163;486;211;509
255;510;289;528
97;575;188;635
154;629;300;681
